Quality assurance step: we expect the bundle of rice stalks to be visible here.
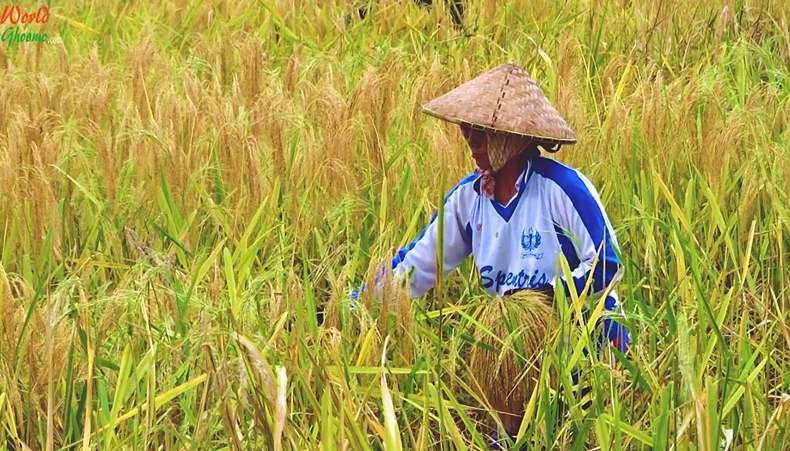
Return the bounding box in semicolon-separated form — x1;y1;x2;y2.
469;289;556;436
323;263;414;366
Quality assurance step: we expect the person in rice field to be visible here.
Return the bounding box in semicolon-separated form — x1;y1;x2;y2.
376;63;630;350
352;63;631;441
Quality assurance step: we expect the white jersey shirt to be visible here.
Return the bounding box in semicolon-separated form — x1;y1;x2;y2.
391;156;623;312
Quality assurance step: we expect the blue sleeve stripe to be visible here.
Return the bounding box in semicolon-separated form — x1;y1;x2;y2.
568;255;620;294
604;294;618;310
554;224;581;269
534;158;620;294
391;172;478;270
560;273;614;298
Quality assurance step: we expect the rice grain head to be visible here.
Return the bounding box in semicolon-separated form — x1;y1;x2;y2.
469;289;555;436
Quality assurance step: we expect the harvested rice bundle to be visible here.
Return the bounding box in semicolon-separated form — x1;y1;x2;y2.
469;289;555;436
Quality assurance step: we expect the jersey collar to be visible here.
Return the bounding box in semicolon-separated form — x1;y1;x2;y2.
490;159;534;222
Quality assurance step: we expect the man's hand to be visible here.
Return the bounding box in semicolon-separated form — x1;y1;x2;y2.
348;264;389;305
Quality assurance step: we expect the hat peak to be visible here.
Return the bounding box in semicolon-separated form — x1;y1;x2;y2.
422;63;576;144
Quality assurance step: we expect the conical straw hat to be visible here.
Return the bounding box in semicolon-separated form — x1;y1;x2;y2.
422;63;576;144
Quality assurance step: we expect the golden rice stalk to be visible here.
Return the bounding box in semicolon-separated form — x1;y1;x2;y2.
234;333;276;406
372;264;414;365
469;289;555;436
233;333;287;451
323;263;414;366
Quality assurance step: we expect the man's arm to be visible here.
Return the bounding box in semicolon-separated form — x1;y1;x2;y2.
390;175;475;298
544;165;630;351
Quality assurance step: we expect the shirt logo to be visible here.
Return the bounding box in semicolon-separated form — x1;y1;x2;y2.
521;227;544;260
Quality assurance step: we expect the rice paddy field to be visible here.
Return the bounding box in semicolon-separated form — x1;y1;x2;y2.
0;0;788;449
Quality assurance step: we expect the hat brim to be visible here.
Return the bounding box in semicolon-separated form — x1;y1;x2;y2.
422;106;577;146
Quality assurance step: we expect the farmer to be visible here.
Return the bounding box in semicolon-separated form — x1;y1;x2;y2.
384;63;630;352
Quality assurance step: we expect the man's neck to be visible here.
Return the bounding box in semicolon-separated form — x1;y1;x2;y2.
493;155;527;204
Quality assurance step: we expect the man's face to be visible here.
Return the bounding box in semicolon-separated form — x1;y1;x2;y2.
460;123;491;170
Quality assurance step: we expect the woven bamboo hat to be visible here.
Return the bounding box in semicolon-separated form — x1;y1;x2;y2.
422;63;576;145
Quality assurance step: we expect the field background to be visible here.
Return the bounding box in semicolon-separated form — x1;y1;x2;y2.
0;0;788;449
